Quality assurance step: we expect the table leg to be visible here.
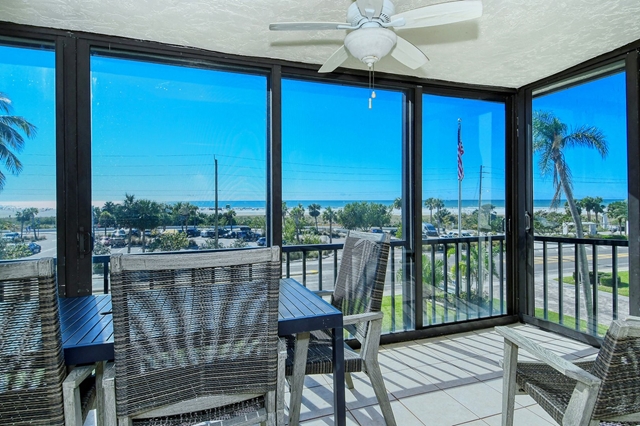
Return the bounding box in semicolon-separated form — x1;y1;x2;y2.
332;326;346;426
288;331;310;426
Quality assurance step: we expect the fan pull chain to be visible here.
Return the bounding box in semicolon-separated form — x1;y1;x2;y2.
368;63;376;109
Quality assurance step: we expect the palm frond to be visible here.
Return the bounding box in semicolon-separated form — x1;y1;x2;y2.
565;125;608;158
0;143;23;175
0;92;13;114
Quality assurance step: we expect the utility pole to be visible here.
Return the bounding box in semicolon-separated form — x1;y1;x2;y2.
478;165;483;235
214;157;219;248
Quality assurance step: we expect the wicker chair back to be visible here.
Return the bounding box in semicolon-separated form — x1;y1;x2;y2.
0;258;66;425
109;248;281;419
330;231;391;338
591;317;640;419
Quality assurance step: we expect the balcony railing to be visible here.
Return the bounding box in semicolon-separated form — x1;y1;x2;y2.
532;235;629;336
91;233;628;338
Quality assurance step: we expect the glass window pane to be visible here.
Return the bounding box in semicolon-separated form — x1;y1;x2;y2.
422;94;506;325
532;69;628;335
0;42;55;261
91;53;267;287
282;79;404;332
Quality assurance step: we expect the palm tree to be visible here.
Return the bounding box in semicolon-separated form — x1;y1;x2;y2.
308;203;321;231
589;196;604;224
99;211;116;236
322;206;336;243
0;92;37;191
393;197;402;210
581;196;596;222
221;209;236;230
135;199;161;252
290;204;305;243
432;199;445;232
15;210;27;240
533;110;608;334
607;200;627;235
121;194;137;253
424;197;437;222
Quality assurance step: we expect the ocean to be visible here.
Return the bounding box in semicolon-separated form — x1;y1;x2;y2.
190;198;626;210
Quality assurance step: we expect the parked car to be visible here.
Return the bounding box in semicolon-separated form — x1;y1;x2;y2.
110;237;126;248
28;242;41;254
422;223;439;237
257;237;266;246
179;227;201;237
99;236;111;246
2;232;19;241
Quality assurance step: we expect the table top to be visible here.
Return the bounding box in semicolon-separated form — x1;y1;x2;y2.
60;277;342;365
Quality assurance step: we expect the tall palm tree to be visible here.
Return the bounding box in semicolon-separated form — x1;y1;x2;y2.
221;209;236;230
533;110;608;334
135;199;160;252
433;198;445;231
592;197;604;224
0;92;37;191
121;194;137;253
290;204;305;243
581;196;596;222
308;203;321;231
424;197;437;222
322;206;336;243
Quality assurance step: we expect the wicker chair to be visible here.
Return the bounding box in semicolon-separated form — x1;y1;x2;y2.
0;258;97;426
496;317;640;426
103;248;285;426
286;230;397;426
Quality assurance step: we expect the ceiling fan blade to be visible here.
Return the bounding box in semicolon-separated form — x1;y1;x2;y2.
319;46;349;73
356;0;384;19
269;22;347;31
391;36;429;69
391;0;482;29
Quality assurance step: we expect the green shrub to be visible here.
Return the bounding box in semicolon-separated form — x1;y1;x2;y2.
600;274;621;287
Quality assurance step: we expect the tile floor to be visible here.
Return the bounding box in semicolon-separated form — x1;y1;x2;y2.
85;322;599;426
290;323;599;426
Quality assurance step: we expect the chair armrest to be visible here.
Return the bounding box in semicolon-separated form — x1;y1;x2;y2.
343;311;383;326
495;326;600;386
63;364;95;389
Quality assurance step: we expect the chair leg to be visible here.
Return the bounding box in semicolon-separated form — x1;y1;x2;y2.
364;358;396;426
345;372;355;390
276;338;286;426
263;389;277;426
95;361;105;426
288;331;310;426
102;363;117;426
501;340;518;426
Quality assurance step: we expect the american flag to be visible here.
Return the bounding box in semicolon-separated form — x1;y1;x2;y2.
457;119;464;181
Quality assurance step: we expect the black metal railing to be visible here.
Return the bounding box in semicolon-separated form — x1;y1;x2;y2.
420;235;507;325
532;235;628;335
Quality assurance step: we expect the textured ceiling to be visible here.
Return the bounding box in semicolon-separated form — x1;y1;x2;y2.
2;0;640;88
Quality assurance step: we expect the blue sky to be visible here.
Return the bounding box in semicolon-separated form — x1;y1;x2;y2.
0;44;629;210
532;71;627;201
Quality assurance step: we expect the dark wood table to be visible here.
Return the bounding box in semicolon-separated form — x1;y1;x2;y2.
59;277;346;426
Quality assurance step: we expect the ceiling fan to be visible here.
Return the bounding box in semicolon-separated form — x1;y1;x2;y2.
269;0;482;73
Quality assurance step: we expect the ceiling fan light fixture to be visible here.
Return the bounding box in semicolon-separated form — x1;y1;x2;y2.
344;27;397;67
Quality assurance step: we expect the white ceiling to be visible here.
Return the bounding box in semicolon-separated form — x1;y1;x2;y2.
2;0;640;88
